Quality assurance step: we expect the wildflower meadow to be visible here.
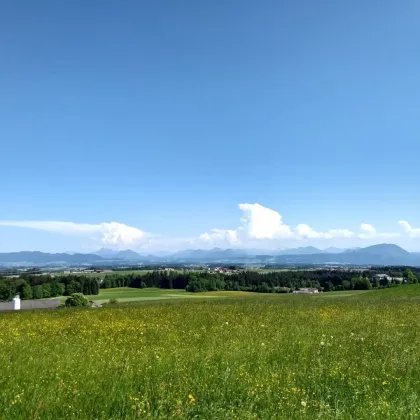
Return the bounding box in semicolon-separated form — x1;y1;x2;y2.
1;287;420;419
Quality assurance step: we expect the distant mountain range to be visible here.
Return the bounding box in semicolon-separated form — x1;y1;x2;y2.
276;246;324;255
0;251;104;265
0;244;419;266
273;244;417;266
95;248;142;260
169;248;248;261
95;248;163;262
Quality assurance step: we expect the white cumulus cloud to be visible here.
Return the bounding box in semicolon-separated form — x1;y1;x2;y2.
294;224;323;239
199;229;238;245
399;220;420;238
358;223;399;240
238;203;293;239
0;220;149;248
358;223;377;239
294;225;356;240
199;203;366;247
360;224;376;234
198;203;409;248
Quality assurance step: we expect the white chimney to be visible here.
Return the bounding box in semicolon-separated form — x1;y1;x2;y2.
13;295;21;311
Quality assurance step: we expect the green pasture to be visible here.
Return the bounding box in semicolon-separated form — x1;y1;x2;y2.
79;287;224;303
2;285;420;418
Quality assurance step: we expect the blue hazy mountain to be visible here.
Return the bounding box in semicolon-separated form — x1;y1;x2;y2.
0;251;104;265
0;244;419;266
274;244;417;266
169;248;248;261
276;246;322;255
323;247;347;254
95;248;142;260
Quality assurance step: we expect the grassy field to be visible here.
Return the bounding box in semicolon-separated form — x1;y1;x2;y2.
59;287;229;304
2;286;420;418
61;287;365;304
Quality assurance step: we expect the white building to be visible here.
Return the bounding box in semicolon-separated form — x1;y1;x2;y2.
375;274;404;283
293;288;319;294
13;295;21;310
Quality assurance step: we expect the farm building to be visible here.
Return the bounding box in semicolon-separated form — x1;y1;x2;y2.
293;288;320;294
374;274;404;283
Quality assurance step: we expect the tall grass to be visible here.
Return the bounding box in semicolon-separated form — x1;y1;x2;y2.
1;289;420;418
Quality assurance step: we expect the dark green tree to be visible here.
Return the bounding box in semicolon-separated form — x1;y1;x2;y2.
0;282;12;301
66;281;81;295
341;280;351;290
42;283;52;298
403;269;418;284
50;282;65;297
32;285;44;299
20;282;33;300
65;293;89;307
353;276;372;290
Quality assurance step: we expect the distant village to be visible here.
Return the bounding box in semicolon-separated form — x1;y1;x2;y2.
0;265;409;282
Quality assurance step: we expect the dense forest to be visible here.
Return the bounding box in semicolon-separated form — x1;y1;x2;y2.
0;274;99;301
0;266;419;301
116;267;419;293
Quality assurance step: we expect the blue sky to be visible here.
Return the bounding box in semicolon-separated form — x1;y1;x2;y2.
1;0;420;252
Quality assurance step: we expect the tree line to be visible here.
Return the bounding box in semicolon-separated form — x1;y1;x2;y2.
1;266;419;301
0;274;99;301
99;266;420;293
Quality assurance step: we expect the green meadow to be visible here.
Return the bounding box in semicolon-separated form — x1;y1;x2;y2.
1;286;420;419
59;287;210;304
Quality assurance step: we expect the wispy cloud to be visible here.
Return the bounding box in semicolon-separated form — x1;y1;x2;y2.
0;220;149;248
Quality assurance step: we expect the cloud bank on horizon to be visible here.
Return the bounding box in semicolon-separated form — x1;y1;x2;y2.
0;220;148;248
198;203;399;247
0;203;418;251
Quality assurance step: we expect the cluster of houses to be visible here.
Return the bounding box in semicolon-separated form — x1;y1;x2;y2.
374;274;404;283
163;267;239;275
63;269;113;274
211;267;238;274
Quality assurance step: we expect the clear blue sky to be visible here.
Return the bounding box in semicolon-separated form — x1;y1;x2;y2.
1;0;420;252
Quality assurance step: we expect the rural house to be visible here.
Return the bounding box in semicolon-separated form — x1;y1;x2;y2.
293;288;320;294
